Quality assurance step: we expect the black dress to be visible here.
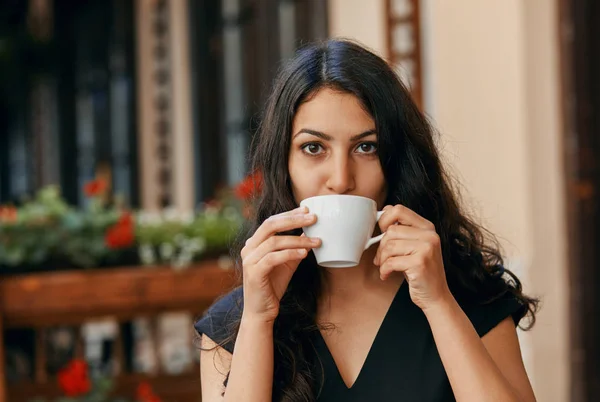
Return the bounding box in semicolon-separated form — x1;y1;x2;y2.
195;280;527;401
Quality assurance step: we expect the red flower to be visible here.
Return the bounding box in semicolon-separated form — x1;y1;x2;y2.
137;381;162;402
116;212;134;226
84;179;108;197
235;171;263;201
0;206;17;223
105;212;135;249
57;359;91;397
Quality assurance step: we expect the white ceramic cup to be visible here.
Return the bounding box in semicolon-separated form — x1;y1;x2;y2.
299;194;385;268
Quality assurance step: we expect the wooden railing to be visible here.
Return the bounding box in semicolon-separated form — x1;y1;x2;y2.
0;260;238;402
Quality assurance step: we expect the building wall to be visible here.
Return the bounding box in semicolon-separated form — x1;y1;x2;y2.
328;0;387;57
425;2;569;399
328;1;569;401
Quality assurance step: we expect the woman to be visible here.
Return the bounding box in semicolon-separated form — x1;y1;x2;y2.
195;39;538;402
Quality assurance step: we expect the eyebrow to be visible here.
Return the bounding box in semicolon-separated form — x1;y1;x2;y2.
292;128;377;142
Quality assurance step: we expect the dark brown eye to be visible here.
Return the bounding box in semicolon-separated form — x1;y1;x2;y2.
356;142;377;154
302;143;324;155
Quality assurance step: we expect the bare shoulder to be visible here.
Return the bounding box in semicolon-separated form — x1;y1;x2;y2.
200;334;233;402
482;317;537;402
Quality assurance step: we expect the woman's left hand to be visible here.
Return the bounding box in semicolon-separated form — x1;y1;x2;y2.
374;204;453;311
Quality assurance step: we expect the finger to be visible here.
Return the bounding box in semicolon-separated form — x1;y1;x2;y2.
243;206;307;254
379;204;435;232
275;205;308;217
247;210;316;248
383;224;431;241
243;212;305;258
244;235;321;266
371;226;428;264
374;239;421;266
254;248;308;277
379;255;417;281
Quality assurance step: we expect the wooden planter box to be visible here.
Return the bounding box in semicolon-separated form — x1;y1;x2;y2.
0;260;239;402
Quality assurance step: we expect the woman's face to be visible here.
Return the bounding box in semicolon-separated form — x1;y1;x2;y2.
288;88;387;208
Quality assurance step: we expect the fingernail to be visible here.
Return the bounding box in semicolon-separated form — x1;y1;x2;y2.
304;213;316;220
310;237;321;245
297;249;307;256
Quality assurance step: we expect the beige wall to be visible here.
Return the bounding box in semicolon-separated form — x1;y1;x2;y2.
329;0;569;401
425;0;533;262
328;0;387;57
424;1;569;400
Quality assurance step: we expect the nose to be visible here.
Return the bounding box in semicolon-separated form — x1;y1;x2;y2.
325;154;355;194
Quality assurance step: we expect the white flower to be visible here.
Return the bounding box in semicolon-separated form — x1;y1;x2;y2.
137;211;162;226
139;244;156;266
163;207;180;222
180;211;195;224
204;207;219;220
159;242;175;260
173;234;187;246
188;237;206;253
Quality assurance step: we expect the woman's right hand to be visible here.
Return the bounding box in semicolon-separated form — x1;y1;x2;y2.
240;206;320;323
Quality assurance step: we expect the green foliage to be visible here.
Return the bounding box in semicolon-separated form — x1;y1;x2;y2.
0;185;245;271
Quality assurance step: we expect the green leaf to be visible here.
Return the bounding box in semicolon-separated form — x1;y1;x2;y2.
3;183;245;271
93;376;114;394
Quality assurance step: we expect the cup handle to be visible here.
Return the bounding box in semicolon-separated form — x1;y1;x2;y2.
364;211;385;250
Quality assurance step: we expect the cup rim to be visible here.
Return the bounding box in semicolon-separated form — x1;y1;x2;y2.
300;194;377;205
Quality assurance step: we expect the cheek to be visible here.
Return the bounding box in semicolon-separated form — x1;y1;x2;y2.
288;154;325;202
357;164;387;204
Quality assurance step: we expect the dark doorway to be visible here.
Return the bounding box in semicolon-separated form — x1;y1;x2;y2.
0;0;139;207
188;0;328;202
559;0;600;401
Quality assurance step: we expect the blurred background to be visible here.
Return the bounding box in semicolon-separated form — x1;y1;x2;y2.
0;0;597;401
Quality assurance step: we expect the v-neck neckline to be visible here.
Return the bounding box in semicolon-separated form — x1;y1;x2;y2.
315;280;408;391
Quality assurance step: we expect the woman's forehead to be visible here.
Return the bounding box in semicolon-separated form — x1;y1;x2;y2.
292;89;375;137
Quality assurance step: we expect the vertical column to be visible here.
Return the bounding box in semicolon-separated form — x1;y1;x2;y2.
136;0;194;212
386;0;423;108
135;0;159;211
522;1;568;400
169;0;194;212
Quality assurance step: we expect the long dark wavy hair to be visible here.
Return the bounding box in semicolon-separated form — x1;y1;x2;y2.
216;39;538;401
